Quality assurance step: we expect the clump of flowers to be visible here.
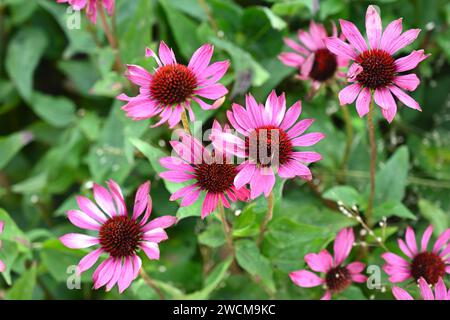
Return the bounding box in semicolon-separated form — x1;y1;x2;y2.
211;90;324;199
382;225;450;285
290;228;367;300
57;0;115;24
60;180;177;293
279;21;348;89
392;277;450;300
160;127;250;219
0;221;5;272
326;5;429;122
118;41;229;128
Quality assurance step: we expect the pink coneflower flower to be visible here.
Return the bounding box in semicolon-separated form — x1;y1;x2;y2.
159;126;250;219
279;21;348;89
392;277;450;300
56;0;114;24
325;5;429;122
290;228;367;300
382;225;450;285
0;221;5;272
210;90;324;199
117;41;229;128
59;180;177;293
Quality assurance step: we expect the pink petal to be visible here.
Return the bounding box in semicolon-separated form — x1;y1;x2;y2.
388;29;421;55
141;241;160;260
180;188;201;207
421;225;434;252
325;37;357;61
405;226;419;255
278;52;305;67
143;227;168;243
158;41;176;65
234;163;256;189
60;233;99;249
339;83;362;105
289;270;324;287
382;252;410;267
355;87;371;117
393;74;420;91
392;287;414;300
0;259;5;272
298;30;317;51
142;216;177;232
198;60;230;86
291;132;325;147
304;250;333;273
283;38;309;55
388;85;422;111
380;18;403;52
333;228;354;266
287;119;314;139
132;181;150;220
418;277;434;300
291;151;322;163
94;257;116;289
107;180;127;216
188;44;214;75
76;196;107;223
67;210;100;231
118;257;135;293
93;183;117;217
434;277;448;300
339;19;367;53
433;229;450;254
105;259;122;291
351;273;367;283
159;171;195;183
347;262;365;274
398;239;414;259
280;101;302;131
300;54;314;77
77;248;103;275
201;192;219;219
321;290;331;300
195;84;228;100
365;5;382;49
125;64;152;86
395;50;429;73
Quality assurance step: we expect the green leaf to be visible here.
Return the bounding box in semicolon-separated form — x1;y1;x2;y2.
0;131;33;169
418;199;449;234
232;203;258;238
373;146;409;204
182;257;232;299
5;27;48;101
323;186;363;207
198;223;226;248
30;93;77;127
5;265;37;300
373;201;417;220
235;239;275;293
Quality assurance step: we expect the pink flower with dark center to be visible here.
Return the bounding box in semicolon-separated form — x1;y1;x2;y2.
210;91;324;199
59;180;177;293
279;21;348;88
56;0;114;24
325;5;430;122
392;277;450;300
290;228;367;300
0;221;5;272
382;225;450;285
159;125;250;219
117;41;229;128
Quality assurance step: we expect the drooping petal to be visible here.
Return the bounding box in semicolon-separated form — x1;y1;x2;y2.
393;74;420;91
392;287;414;300
141;241;160;260
234;163;256;189
77;248;103;275
395;50;429;73
355;87;371;117
418;277;434;300
118;257;135;293
388;85;422;111
434;277;448;300
338;83;362;105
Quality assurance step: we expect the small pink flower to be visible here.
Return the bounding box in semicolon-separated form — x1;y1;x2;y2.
279;21;348;89
56;0;114;24
290;228;367;300
118;41;229;128
382;225;450;285
325;5;430;122
60;180;177;293
0;221;5;272
392;277;450;300
210;90;324;199
160;126;250;219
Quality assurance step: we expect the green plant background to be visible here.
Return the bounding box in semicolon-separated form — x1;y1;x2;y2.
0;0;449;300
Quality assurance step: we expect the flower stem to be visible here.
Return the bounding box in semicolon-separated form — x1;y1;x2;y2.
339;105;353;182
139;268;165;300
258;191;274;246
180;108;192;135
218;199;234;254
367;99;376;227
97;0;123;72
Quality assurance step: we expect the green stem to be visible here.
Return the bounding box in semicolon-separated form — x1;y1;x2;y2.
139;269;165;300
218;199;234;254
366;99;376;227
258;192;274;246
